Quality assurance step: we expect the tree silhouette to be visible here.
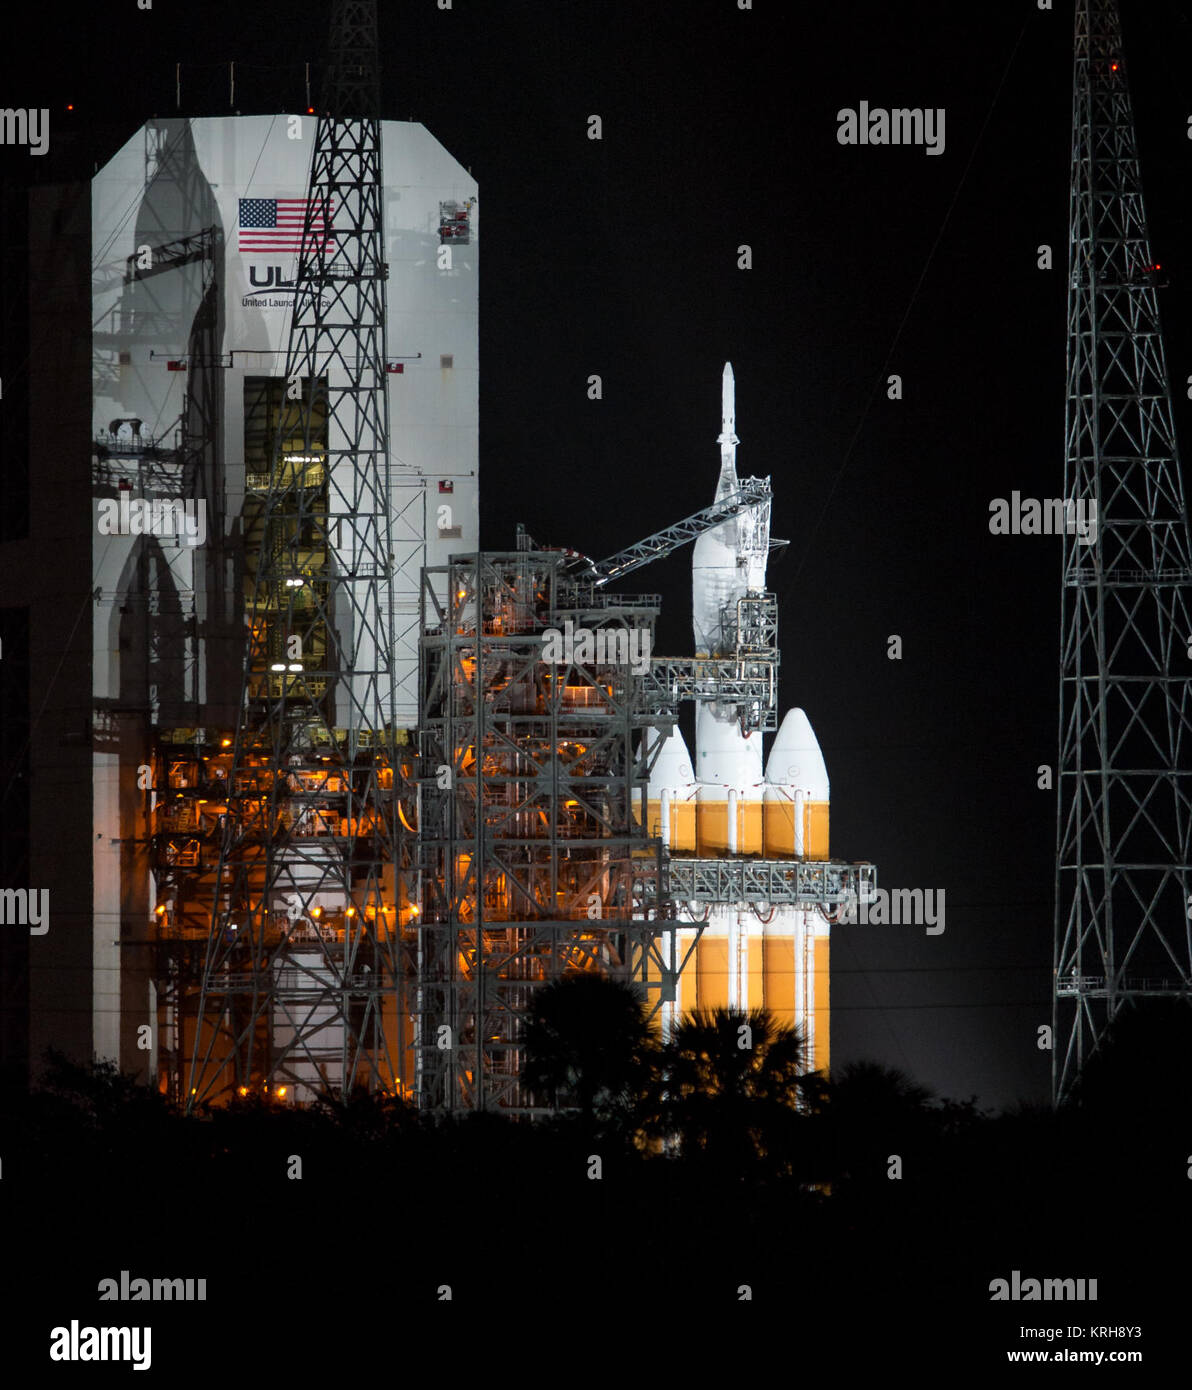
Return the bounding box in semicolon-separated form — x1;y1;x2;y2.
522;972;657;1135
649;1007;810;1181
798;1059;980;1207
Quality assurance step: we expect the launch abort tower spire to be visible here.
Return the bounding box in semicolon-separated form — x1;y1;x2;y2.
1054;0;1192;1101
188;0;411;1105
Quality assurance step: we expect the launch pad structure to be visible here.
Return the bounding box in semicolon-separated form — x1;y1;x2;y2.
416;374;877;1115
11;0;1187;1118
66;0;874;1114
415;552;670;1113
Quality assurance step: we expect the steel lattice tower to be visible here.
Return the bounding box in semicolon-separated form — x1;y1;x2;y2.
1053;0;1192;1102
187;0;413;1106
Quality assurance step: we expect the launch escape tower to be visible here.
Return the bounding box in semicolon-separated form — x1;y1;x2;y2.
1053;0;1192;1100
187;0;413;1106
417;367;875;1114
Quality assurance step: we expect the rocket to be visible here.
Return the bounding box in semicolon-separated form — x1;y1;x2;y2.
646;362;832;1068
691;363;769;851
647;362;831;858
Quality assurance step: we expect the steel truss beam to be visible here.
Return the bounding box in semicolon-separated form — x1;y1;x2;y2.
566;477;776;586
660;858;876;907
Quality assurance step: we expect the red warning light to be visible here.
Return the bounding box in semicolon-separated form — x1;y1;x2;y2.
66;104;74;112
307;107;314;114
1111;62;1119;72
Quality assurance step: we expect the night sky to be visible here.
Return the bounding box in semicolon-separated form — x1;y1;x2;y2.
5;0;1192;1111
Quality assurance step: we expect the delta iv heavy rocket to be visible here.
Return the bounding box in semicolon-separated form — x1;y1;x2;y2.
645;364;833;1071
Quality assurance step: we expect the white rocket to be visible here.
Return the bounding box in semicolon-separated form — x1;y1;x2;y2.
645;363;833;1068
690;364;769;847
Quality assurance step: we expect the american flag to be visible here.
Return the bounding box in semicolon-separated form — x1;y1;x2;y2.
237;197;333;253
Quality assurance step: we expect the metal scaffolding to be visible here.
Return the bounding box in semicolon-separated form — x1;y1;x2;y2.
1053;0;1192;1100
416;551;674;1113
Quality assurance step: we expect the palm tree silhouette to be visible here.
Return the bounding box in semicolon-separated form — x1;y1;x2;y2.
648;1007;810;1181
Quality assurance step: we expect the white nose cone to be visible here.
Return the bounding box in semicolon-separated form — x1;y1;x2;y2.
642;726;697;851
696;703;764;790
765;708;829;800
643;726;695;798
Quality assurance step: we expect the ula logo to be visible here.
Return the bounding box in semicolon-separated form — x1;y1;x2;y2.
246;265;296;289
0;107;49;157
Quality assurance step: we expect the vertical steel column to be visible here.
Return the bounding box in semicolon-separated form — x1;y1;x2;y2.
187;0;410;1106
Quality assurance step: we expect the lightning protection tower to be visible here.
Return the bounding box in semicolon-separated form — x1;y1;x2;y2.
187;0;412;1106
1054;0;1192;1101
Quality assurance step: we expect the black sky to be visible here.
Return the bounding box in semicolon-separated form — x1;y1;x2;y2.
4;0;1192;1109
